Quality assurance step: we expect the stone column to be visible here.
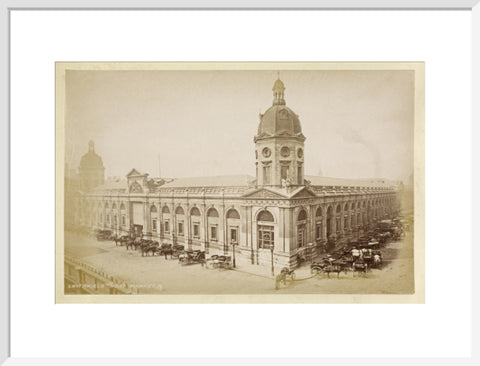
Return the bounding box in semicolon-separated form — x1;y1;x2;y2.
202;202;207;252
279;207;285;252
144;199;151;237
127;200;132;233
102;201;106;229
284;207;292;254
322;206;327;241
240;205;248;248
116;200;121;236
220;202;226;254
309;204;315;244
185;202;191;250
170;202;175;245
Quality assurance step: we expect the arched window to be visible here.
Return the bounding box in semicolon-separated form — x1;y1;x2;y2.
120;203;125;210
207;208;219;218
150;205;157;213
316;207;322;217
105;202;109;209
297;210;307;248
226;209;240;219
175;206;185;236
336;205;341;214
257;210;274;222
226;209;240;244
112;203;117;210
298;210;307;221
344;203;349;211
162;206;170;214
191;207;201;216
327;206;334;216
207;208;219;242
191;207;201;239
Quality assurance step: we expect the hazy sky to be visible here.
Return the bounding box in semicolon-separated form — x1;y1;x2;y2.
65;69;414;182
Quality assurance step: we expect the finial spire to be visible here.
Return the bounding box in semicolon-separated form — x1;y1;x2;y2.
272;73;286;106
88;140;95;152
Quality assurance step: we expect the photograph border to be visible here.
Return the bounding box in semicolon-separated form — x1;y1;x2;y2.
55;61;425;305
2;0;478;364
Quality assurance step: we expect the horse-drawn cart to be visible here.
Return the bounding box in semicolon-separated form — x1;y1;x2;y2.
206;255;232;269
95;229;113;241
178;250;206;265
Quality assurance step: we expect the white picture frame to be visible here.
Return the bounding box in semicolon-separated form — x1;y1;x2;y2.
1;0;478;364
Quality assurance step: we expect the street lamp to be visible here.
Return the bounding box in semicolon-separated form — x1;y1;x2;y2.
263;232;274;277
269;244;274;277
231;241;238;268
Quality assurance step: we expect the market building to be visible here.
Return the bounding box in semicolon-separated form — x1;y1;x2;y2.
70;77;400;269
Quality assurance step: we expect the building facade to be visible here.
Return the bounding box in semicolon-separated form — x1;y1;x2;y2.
71;78;400;269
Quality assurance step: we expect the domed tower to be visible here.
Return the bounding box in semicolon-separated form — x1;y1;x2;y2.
78;140;105;191
254;76;306;187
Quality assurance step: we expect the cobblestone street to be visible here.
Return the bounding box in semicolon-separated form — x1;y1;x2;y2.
64;230;414;295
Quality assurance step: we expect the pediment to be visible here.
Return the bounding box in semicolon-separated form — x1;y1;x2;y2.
126;168;148;178
290;187;317;199
242;188;287;199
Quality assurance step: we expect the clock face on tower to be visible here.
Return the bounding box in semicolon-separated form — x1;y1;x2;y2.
262;147;271;158
297;148;304;159
280;146;290;157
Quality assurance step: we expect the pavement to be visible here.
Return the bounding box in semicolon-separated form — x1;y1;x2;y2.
64;230;414;295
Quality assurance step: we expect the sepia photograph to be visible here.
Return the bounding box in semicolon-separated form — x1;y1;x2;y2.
56;62;424;303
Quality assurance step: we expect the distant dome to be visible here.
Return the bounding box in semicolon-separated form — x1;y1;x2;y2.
255;77;304;140
79;140;104;170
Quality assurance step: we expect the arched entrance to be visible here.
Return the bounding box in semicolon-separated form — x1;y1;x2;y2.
206;207;219;253
226;208;241;261
297;209;307;249
256;209;275;274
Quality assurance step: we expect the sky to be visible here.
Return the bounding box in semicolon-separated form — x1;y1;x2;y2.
65;69;414;183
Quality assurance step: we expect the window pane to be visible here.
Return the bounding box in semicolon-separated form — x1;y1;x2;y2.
258;225;274;249
263;166;271;184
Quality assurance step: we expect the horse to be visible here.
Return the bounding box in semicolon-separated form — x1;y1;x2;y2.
372;254;382;268
125;239;135;251
280;267;296;281
159;244;173;259
275;273;287;290
141;244;159;257
112;235;121;246
323;264;345;278
117;235;130;247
